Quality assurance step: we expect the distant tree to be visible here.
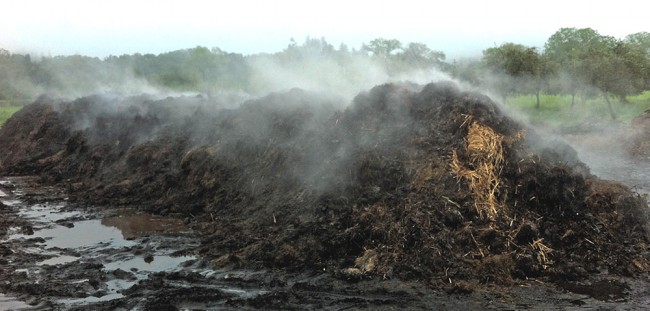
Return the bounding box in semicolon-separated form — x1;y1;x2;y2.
482;43;548;106
544;28;614;106
280;37;336;63
591;40;650;118
398;42;446;69
362;38;403;57
449;58;482;86
545;28;650;119
624;32;650;90
624;32;650;54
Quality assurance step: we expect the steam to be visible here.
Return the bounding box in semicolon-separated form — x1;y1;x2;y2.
4;42;647;203
462;63;650;203
2;41;454;109
247;53;451;103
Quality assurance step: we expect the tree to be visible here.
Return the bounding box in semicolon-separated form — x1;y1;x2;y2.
398;42;446;69
624;32;650;54
624;32;650;90
482;43;547;106
544;28;616;107
449;58;482;86
362;38;403;57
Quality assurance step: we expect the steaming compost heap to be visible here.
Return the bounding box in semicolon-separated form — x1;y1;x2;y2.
0;82;648;290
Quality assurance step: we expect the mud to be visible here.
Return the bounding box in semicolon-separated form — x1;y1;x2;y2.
1;82;649;309
1;177;649;310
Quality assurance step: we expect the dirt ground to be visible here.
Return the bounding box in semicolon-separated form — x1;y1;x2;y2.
629;109;650;159
1;82;649;309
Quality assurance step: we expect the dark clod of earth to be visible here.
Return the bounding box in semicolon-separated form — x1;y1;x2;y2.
0;82;649;309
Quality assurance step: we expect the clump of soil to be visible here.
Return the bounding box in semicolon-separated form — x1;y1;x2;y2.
1;83;648;290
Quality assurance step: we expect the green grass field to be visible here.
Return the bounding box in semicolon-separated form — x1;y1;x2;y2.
506;91;650;128
0;105;22;127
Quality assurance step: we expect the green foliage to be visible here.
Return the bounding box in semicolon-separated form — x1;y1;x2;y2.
0;27;648;125
362;38;403;57
543;27;650;105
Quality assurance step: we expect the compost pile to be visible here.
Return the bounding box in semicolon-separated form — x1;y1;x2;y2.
1;82;648;290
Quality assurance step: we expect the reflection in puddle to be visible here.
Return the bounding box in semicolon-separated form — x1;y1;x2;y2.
102;213;188;239
0;293;32;310
0;199;21;206
2;198;202;308
37;255;80;266
18;203;79;222
58;292;125;307
104;255;196;274
15;219;136;250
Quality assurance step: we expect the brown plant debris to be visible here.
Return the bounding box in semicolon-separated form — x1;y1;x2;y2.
451;115;506;220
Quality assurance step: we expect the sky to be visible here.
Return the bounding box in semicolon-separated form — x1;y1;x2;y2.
1;0;647;60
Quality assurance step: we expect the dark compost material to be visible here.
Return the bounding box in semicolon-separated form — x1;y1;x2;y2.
1;82;648;291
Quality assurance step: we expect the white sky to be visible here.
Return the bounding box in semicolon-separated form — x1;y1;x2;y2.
1;0;647;59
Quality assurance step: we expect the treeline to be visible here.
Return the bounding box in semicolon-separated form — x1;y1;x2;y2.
468;28;650;118
0;37;446;101
1;27;649;112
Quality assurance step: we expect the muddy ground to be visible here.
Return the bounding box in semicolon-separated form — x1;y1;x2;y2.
1;82;649;309
1;177;649;310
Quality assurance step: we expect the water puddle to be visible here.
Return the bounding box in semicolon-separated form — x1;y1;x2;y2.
37;254;80;266
13;219;136;250
0;293;32;311
1;185;202;308
101;212;188;239
103;254;195;274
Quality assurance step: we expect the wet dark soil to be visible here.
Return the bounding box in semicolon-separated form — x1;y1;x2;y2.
1;83;649;309
2;177;649;310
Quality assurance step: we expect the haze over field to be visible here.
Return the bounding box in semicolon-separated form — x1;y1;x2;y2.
2;0;646;58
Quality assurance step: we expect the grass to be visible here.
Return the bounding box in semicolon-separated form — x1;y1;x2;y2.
0;105;22;127
506;91;650;128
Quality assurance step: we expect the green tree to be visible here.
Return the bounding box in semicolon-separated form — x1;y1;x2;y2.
362;38;403;57
398;42;446;69
624;32;650;90
482;43;547;106
544;28;615;107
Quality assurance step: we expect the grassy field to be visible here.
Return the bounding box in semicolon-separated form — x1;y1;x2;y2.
506;91;650;128
0;105;22;127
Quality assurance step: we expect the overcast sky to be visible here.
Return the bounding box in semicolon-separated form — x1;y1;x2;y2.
1;0;646;60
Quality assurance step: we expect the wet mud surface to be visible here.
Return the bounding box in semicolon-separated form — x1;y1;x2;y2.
1;177;649;310
1;83;649;309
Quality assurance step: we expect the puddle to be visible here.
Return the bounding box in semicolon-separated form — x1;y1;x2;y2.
104;254;196;274
0;199;21;207
17;203;79;223
102;212;188;239
0;293;32;310
1;191;202;308
37;255;79;266
58;293;125;307
16;219;136;249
